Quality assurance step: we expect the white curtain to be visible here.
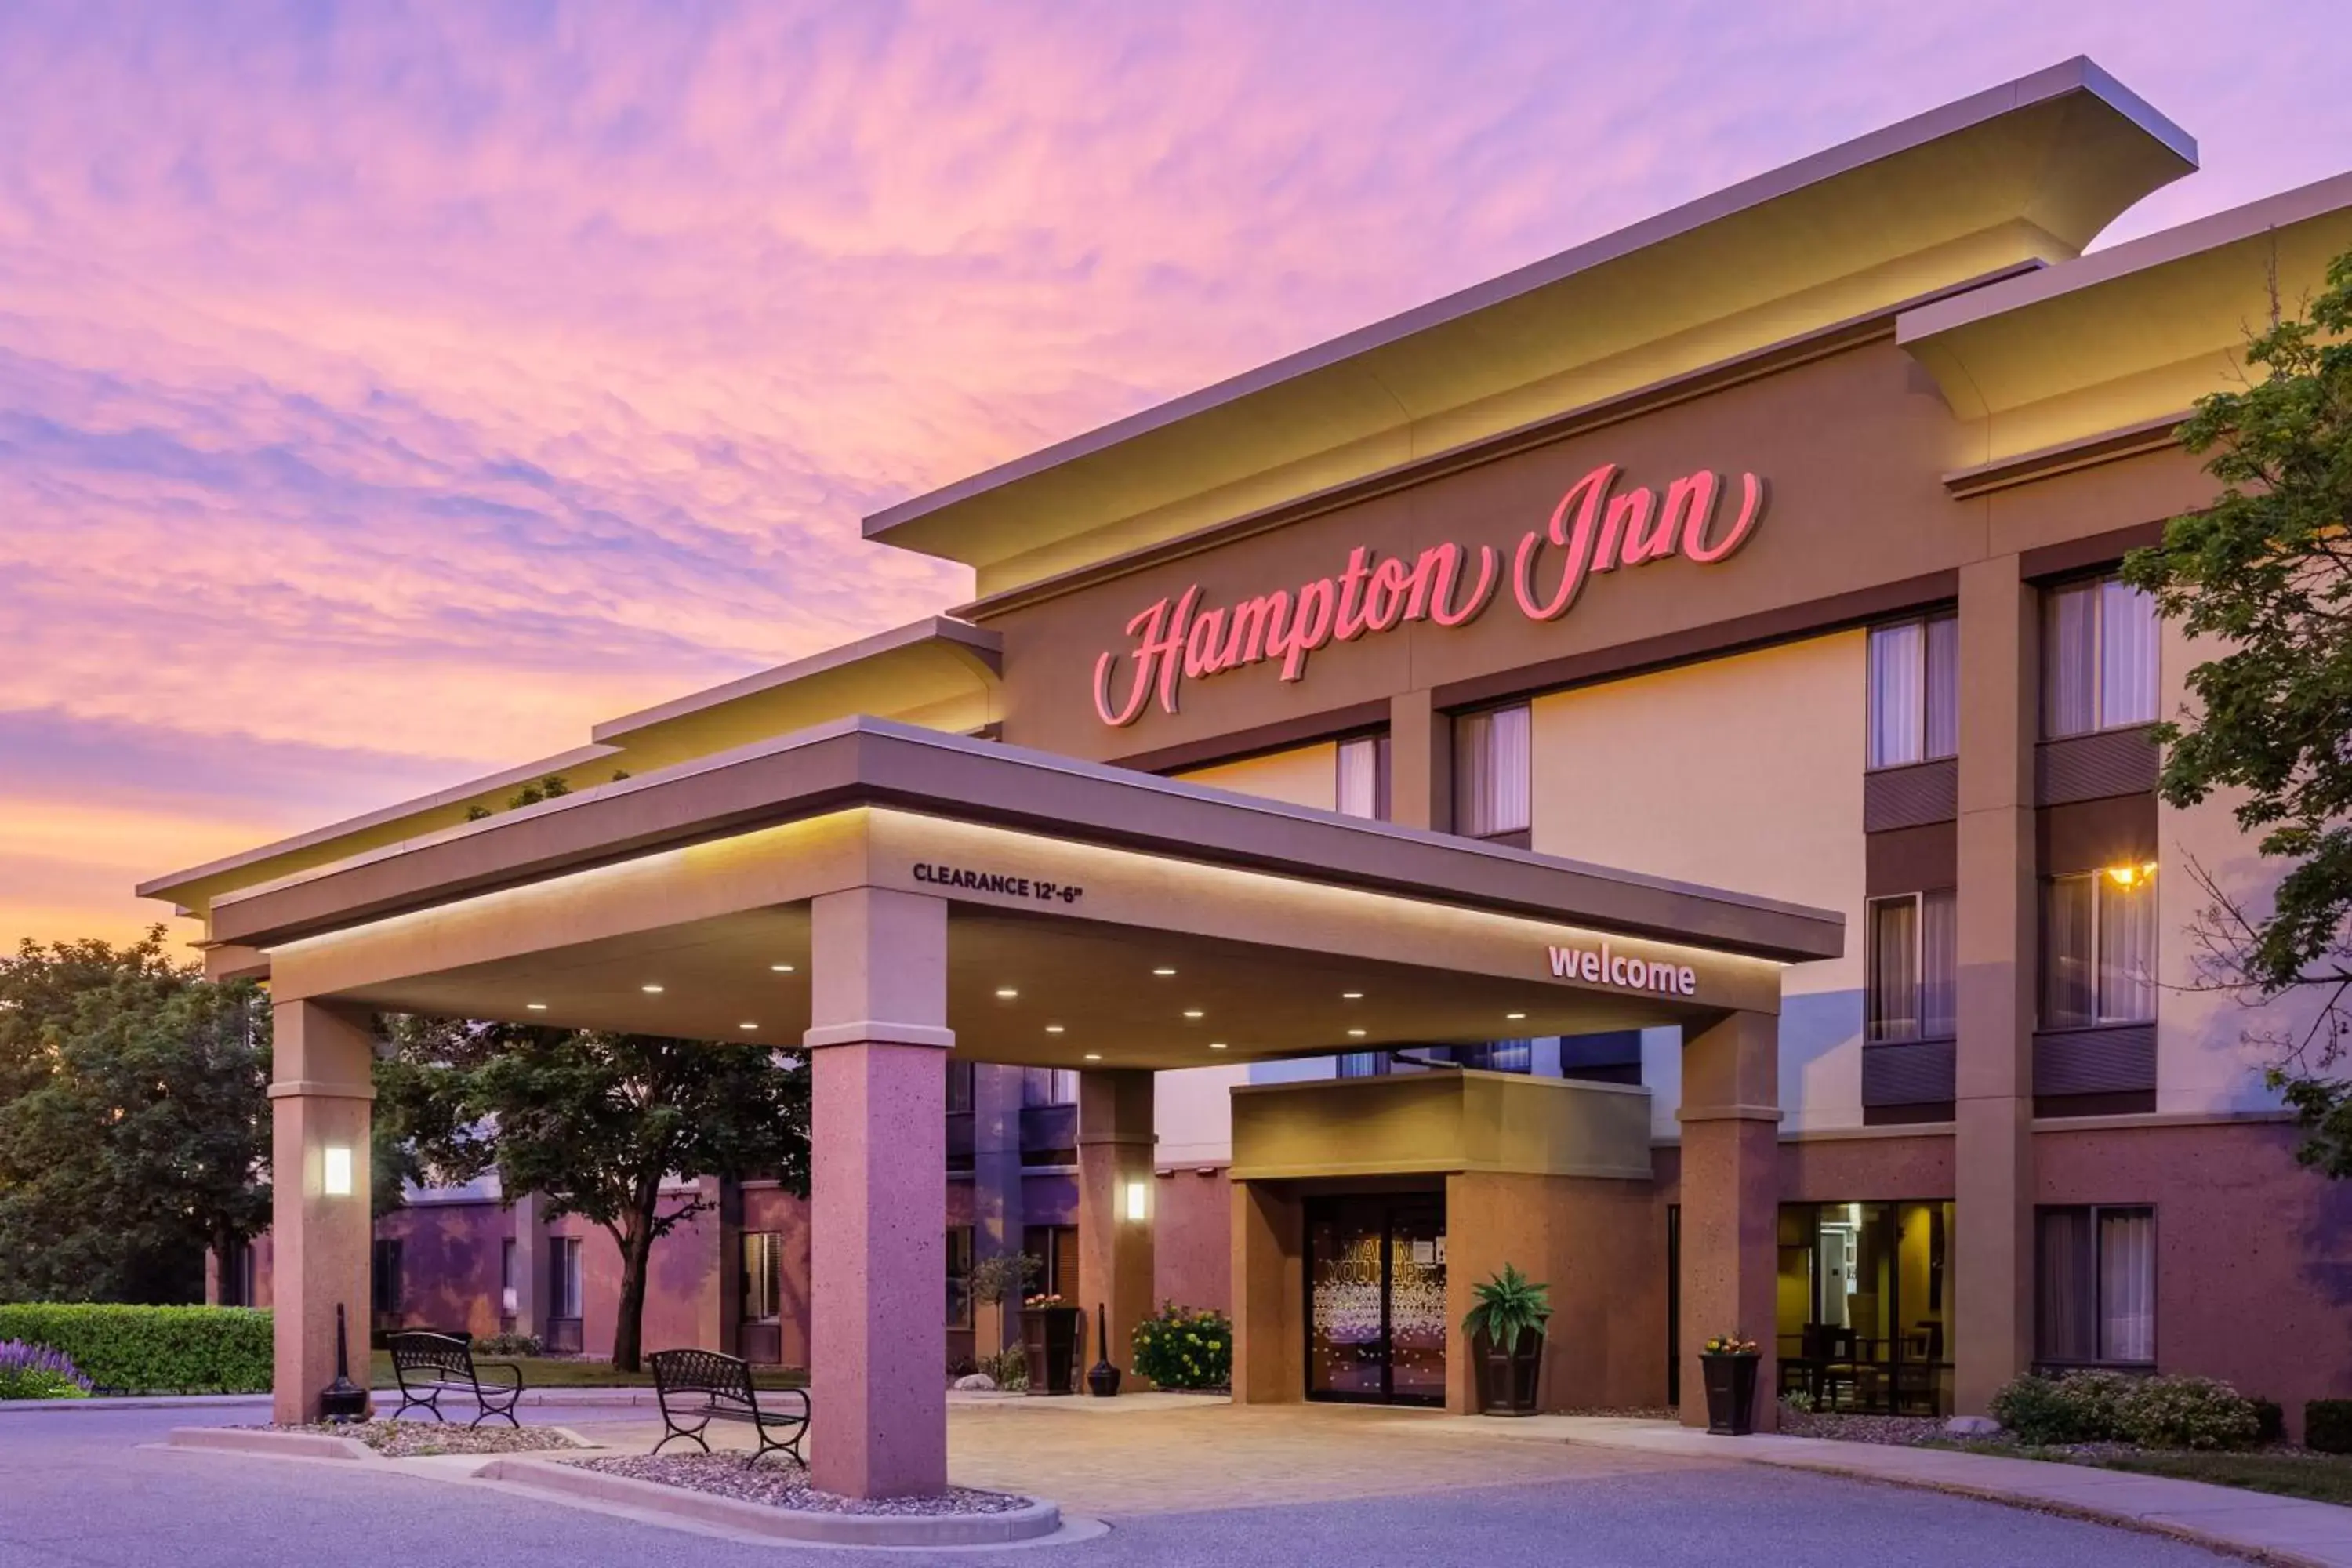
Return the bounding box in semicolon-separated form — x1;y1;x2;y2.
1867;896;1919;1042
2098;872;2158;1022
1455;705;1530;836
1335;736;1380;819
1868;621;1924;768
1924;615;1959;760
2044;584;2099;737
2100;578;2161;727
2042;875;2096;1028
2098;1210;2157;1363
1920;889;1958;1038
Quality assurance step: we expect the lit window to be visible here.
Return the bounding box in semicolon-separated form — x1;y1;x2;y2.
2042;866;2158;1028
1454;703;1531;840
1867;891;1957;1042
741;1232;782;1324
1867;614;1958;768
2044;575;2158;738
2036;1206;2155;1366
1335;733;1391;820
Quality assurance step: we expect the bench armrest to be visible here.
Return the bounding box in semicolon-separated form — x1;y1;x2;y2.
474;1361;525;1392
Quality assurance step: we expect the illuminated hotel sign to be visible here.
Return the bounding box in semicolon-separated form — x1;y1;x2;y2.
1548;941;1698;998
1092;462;1766;727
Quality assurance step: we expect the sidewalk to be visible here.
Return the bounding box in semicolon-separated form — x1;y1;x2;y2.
0;1386;664;1414
1468;1415;2352;1568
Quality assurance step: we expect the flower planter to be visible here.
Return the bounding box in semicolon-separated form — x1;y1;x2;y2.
1019;1306;1083;1396
1471;1328;1543;1416
1700;1352;1759;1436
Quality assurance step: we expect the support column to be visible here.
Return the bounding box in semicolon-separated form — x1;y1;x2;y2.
806;887;952;1499
971;1065;1026;1358
1955;554;2038;1413
1076;1069;1155;1385
268;999;375;1425
1229;1180;1302;1403
1388;688;1452;830
1676;1009;1779;1429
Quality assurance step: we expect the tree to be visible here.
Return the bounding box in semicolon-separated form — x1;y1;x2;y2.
2122;245;2352;1171
378;1021;809;1370
0;929;271;1301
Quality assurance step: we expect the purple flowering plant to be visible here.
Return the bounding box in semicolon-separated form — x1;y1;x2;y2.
0;1340;94;1399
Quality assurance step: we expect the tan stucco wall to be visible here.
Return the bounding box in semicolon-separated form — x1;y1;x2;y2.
1530;632;1867;1134
1174;742;1338;811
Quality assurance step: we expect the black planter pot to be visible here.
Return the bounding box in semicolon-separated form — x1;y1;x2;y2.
1020;1307;1084;1396
1700;1352;1760;1436
1472;1328;1543;1416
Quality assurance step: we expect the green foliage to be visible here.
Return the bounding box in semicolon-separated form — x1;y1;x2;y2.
1130;1302;1231;1390
376;1018;809;1370
0;1304;271;1393
1461;1263;1552;1355
2121;246;2352;1168
2308;1399;2352;1454
475;1331;543;1357
978;1345;1029;1390
1991;1370;2261;1450
2253;1396;2287;1445
967;1252;1041;1308
0;1340;92;1399
0;929;270;1302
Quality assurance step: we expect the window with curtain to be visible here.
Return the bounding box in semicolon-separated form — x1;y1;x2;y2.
946;1058;975;1114
1867;890;1956;1042
1451;1039;1534;1073
741;1231;782;1324
1021;1067;1079;1106
2044;575;2159;737
1454;703;1531;839
549;1236;583;1320
946;1227;974;1328
2042;866;2158;1027
1022;1225;1079;1298
1867;614;1958;768
1335;733;1391;820
2037;1206;2156;1365
1337;1051;1388;1079
500;1239;517;1315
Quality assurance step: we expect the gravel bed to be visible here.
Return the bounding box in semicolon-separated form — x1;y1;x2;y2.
1776;1408;1945;1446
261;1420;586;1457
1557;1406;1679;1421
574;1453;1031;1515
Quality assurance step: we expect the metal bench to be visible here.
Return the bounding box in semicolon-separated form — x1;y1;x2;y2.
385;1330;524;1427
648;1348;809;1468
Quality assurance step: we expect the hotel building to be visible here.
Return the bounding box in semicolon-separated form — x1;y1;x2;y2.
155;58;2352;1486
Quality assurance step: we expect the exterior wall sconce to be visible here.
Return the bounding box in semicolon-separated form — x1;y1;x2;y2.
323;1145;354;1197
1123;1179;1149;1223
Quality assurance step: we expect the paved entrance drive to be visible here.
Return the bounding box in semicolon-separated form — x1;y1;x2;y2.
2;1397;2250;1567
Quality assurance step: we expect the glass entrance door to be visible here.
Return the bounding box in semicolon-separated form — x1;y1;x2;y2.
1305;1195;1447;1406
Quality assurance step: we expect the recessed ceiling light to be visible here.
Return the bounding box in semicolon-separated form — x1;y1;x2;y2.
995;987;1019;999
1183;1010;1204;1020
1208;1042;1229;1051
1347;1028;1367;1038
1506;1012;1527;1021
1152;967;1177;977
1046;1025;1065;1034
1341;992;1363;1000
526;1003;548;1011
641;984;665;994
739;1022;758;1032
1083;1052;1102;1062
771;964;796;974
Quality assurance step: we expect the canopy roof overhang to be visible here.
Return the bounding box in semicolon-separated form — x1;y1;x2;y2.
207;720;1838;1071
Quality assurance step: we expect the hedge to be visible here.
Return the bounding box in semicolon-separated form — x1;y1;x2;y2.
2309;1399;2352;1454
0;1305;272;1394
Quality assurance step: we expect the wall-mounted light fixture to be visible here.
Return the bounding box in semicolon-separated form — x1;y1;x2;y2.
1123;1179;1149;1223
323;1145;354;1198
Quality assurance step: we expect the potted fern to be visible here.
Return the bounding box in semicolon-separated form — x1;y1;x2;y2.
1462;1264;1551;1415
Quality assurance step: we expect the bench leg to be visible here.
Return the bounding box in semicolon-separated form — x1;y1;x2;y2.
651;1422;710;1457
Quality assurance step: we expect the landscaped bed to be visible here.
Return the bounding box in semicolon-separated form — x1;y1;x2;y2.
572;1453;1031;1515
266;1420;586;1458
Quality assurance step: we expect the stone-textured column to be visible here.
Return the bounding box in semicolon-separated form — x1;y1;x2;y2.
971;1064;1026;1359
1229;1180;1302;1404
1955;554;2039;1413
1076;1069;1156;1385
268;999;376;1425
1388;688;1453;831
1676;1009;1779;1429
806;886;952;1499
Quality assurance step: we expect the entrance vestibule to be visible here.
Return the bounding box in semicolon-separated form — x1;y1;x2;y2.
1305;1193;1447;1406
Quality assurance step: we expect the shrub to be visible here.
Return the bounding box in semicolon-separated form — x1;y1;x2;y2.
2307;1400;2352;1454
0;1341;92;1400
475;1331;543;1358
1131;1302;1232;1391
2251;1396;2286;1445
0;1304;271;1394
2116;1376;2261;1450
980;1345;1028;1391
1987;1370;2137;1443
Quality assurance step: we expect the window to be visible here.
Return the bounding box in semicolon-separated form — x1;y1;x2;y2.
549;1236;584;1320
1022;1225;1079;1299
1867;614;1958;768
946;1227;975;1328
2042;866;2158;1027
221;1241;257;1308
946;1059;975;1115
2044;575;2159;737
2038;1206;2155;1366
1337;1051;1388;1078
1867;891;1957;1042
1446;1040;1534;1073
500;1238;517;1316
1453;703;1530;840
1021;1067;1078;1107
371;1238;404;1316
741;1232;782;1324
1335;733;1391;820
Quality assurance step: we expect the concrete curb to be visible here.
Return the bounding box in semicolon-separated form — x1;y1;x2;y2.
168;1426;378;1462
478;1457;1065;1548
0;1387;671;1414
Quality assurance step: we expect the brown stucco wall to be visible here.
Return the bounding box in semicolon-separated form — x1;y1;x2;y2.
1781;1131;1955;1202
1152;1166;1232;1314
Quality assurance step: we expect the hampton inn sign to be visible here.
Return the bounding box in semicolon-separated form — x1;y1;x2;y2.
1091;462;1768;725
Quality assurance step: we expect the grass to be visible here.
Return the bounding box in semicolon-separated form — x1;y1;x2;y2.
1924;1439;2352;1507
366;1351;807;1391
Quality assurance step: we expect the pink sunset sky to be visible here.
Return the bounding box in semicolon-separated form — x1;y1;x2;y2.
4;2;2347;952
